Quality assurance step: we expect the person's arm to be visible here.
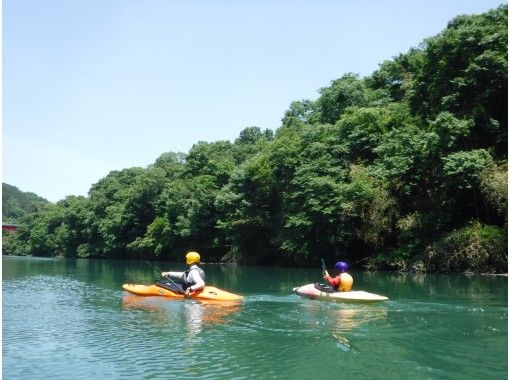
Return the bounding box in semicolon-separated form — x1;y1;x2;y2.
161;271;183;280
323;272;340;287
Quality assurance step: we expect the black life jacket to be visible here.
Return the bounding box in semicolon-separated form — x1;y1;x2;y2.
182;266;205;287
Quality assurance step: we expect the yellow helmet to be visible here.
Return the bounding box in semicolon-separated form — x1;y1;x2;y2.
186;251;201;265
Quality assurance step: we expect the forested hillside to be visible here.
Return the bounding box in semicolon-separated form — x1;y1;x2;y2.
3;6;507;273
2;183;49;224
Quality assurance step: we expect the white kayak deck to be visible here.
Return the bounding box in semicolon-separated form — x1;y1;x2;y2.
293;283;388;303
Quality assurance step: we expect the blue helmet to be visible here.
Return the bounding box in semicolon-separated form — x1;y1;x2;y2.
335;261;348;273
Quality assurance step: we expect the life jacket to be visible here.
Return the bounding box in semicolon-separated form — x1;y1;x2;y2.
182;265;205;288
338;272;353;292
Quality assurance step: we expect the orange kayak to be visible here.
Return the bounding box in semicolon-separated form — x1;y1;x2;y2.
122;283;243;301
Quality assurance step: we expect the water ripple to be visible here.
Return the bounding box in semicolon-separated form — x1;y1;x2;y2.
3;265;508;380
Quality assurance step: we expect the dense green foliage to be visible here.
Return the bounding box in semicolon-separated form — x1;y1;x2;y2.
3;7;507;272
2;183;49;223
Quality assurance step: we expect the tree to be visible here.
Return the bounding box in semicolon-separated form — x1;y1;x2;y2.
315;73;372;124
410;6;507;157
479;162;508;223
2;183;49;223
367;49;424;102
281;100;317;127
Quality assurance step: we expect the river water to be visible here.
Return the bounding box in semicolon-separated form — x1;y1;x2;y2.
2;256;507;379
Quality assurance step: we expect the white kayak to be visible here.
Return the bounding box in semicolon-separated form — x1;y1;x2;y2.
293;283;388;303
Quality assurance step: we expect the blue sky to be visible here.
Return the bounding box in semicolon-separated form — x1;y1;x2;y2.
3;0;505;202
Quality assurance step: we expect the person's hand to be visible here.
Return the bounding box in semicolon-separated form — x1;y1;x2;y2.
161;272;168;277
323;270;329;279
184;288;193;298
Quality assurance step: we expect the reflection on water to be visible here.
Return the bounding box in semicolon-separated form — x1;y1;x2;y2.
297;301;389;352
361;271;508;302
3;256;507;380
121;294;242;336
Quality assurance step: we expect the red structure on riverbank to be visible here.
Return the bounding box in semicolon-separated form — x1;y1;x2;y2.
2;224;19;232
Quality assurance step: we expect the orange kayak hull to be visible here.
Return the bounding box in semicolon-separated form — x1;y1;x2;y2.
122;284;243;301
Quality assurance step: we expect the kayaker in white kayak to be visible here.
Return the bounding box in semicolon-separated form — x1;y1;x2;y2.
323;261;353;292
161;251;206;297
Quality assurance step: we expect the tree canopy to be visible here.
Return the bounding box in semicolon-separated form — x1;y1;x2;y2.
4;6;507;273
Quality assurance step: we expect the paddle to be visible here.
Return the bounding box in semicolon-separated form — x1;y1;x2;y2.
145;260;185;294
318;258;334;293
320;258;327;275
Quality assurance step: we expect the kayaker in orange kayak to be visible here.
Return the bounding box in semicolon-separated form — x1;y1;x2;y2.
323;261;353;292
161;251;206;297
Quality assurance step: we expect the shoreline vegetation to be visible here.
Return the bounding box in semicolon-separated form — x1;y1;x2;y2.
2;254;508;278
2;6;507;274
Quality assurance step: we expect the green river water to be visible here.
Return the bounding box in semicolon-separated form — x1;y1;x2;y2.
2;256;508;379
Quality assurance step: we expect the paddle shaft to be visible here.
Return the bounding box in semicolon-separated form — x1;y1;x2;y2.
320;258;327;275
322;256;369;271
145;261;185;294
